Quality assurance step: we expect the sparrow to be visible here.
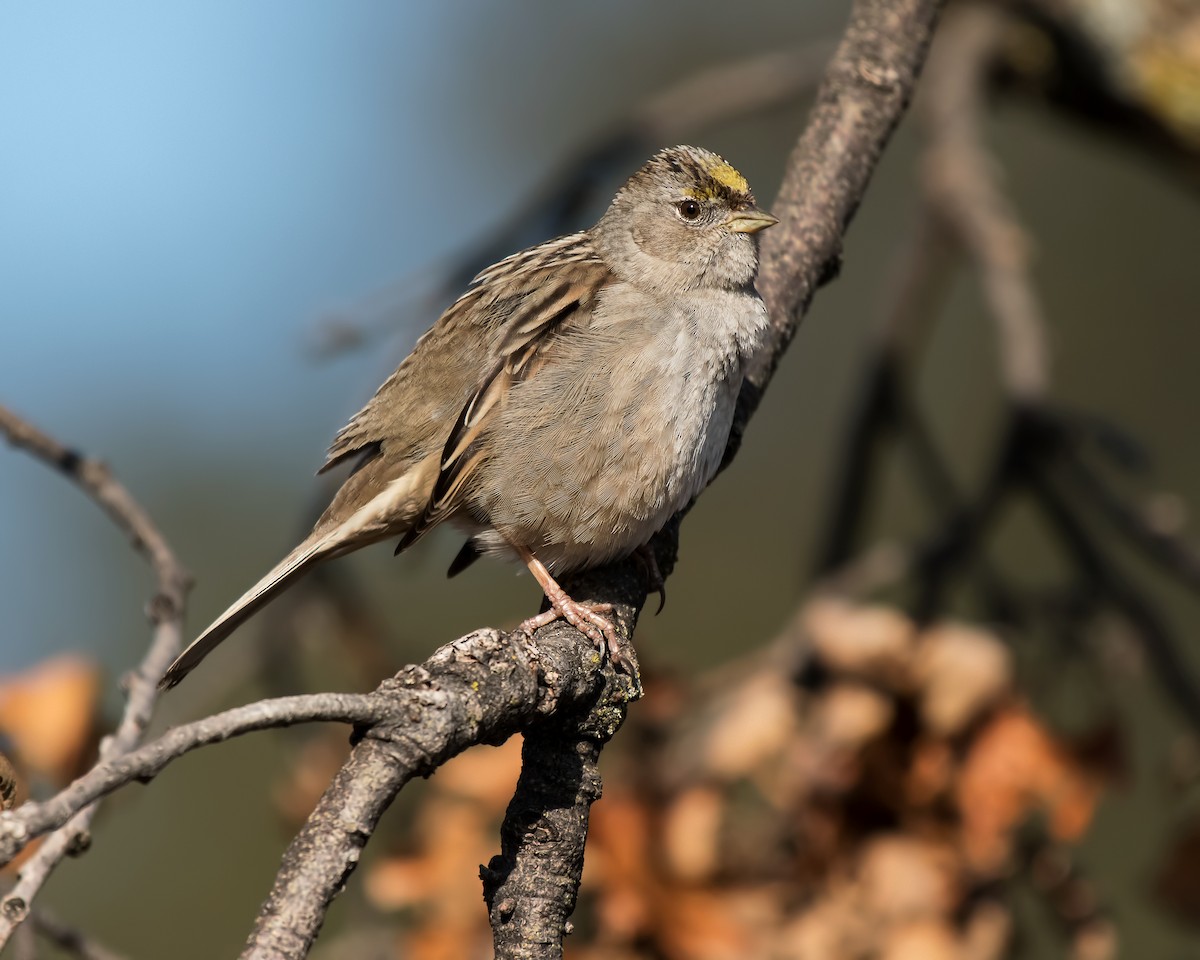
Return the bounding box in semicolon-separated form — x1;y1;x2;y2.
160;145;776;689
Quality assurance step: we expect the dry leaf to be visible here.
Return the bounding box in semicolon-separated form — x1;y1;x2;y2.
812;682;895;750
434;736;522;809
914;623;1012;737
662;785;723;882
704;671;798;779
658;886;780;960
957;707;1101;874
0;656;101;784
586;791;655;940
858;835;959;923
880;919;961;960
906;738;955;808
272;732;352;827
804;598;917;689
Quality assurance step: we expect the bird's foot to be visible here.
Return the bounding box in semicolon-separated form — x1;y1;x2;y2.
634;545;666;614
516;545;632;671
519;598;621;660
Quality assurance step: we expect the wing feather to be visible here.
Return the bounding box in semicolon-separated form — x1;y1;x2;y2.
395;259;610;549
320;233;602;475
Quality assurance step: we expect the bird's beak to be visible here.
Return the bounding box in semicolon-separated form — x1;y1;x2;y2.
724;207;779;234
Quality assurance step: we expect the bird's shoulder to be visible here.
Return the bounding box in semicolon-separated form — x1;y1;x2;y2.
320;232;612;474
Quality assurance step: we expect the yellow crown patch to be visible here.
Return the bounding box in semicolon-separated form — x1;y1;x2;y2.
706;161;750;195
684;158;751;200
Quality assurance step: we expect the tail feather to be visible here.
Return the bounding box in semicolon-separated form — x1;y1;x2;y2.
160;452;441;690
158;537;330;689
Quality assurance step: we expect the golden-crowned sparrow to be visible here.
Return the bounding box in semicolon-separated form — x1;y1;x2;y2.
161;145;776;689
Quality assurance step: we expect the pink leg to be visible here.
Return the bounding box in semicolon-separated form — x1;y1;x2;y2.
516;547;629;668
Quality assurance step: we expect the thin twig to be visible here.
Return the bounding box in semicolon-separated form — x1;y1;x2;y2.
0;694;390;862
0;405;191;947
1026;425;1200;730
812;205;956;575
31;907;128;960
1058;448;1200;594
633;40;835;140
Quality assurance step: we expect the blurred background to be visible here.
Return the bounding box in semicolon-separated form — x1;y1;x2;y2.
1;1;1198;957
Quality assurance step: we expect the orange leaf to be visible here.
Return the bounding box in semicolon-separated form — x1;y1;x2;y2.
0;656;100;784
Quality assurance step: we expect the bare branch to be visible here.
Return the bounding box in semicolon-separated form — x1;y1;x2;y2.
31;907;127;960
632;40;835;141
482;697;617;955
921;2;1051;403
241;606;643;960
0;405;191;947
727;0;944;468
0;405;189;597
0;694;391;862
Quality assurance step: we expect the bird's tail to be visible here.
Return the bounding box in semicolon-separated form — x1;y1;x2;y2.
158;534;335;690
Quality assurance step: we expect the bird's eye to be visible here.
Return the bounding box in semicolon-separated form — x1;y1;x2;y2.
677;199;703;222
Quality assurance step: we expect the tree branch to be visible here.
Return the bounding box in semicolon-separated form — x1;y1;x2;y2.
242;599;642;960
921;1;1050;403
0;694;391;862
728;0;944;467
0;406;191;948
30;907;127;960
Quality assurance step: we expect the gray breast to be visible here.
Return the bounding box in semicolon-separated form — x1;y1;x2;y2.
463;282;768;573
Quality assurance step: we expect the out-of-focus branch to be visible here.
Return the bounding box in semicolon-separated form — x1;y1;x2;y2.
1058;449;1200;594
730;0;944;460
814;205;958;574
0;406;191;948
922;2;1050;403
632;40;835;141
30;907;127;960
0;407;188;594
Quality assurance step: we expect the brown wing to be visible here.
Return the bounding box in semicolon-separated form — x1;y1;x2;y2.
160;233;610;690
320;232;603;476
395;259;611;550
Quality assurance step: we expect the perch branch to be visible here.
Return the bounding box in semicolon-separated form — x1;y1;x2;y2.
242;600;643;960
